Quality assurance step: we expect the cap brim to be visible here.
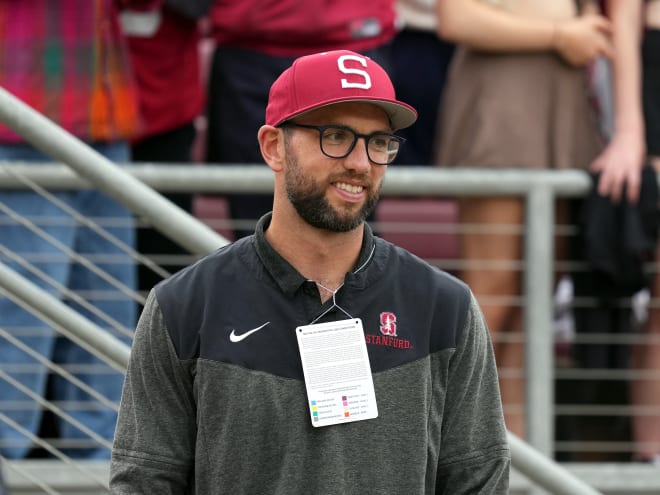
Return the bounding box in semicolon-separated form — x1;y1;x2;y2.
280;97;418;130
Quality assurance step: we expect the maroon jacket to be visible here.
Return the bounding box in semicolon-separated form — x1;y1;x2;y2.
125;6;205;141
209;0;398;56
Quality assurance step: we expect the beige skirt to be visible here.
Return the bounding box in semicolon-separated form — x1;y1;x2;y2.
435;47;603;170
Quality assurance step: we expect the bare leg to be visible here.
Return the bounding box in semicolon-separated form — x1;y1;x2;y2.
457;196;526;437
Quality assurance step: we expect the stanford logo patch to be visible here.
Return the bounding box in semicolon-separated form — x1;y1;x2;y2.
380;312;397;336
367;312;413;350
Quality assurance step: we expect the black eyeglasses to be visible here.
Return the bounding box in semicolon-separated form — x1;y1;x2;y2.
281;123;405;165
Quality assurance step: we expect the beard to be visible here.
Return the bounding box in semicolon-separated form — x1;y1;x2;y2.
284;148;381;233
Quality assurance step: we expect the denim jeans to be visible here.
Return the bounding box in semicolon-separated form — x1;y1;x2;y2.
0;142;135;459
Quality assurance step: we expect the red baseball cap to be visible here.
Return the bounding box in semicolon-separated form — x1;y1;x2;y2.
265;50;418;130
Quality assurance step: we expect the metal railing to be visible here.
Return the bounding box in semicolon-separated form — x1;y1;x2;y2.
0;86;657;494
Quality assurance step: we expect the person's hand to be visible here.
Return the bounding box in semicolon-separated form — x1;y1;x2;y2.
590;130;646;203
553;14;613;66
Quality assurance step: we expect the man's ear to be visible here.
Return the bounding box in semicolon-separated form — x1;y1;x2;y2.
258;125;285;172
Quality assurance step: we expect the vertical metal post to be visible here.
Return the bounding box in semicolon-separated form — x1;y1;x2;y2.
524;185;555;457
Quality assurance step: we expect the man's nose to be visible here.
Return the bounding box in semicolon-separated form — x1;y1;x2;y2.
343;137;373;172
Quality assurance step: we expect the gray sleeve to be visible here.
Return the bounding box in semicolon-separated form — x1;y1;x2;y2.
436;293;511;494
110;290;197;494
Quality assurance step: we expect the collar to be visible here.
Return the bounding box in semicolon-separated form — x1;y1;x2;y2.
253;212;376;297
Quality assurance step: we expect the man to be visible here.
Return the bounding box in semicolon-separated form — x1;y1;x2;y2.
110;50;510;493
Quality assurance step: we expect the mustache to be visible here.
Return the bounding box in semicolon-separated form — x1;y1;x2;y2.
329;172;373;187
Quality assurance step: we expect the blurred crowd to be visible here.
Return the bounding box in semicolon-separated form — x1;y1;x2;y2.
0;0;659;483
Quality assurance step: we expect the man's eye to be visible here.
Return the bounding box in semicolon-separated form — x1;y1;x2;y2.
370;136;390;149
323;129;350;143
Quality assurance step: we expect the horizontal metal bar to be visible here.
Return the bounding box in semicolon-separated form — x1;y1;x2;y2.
0;163;598;196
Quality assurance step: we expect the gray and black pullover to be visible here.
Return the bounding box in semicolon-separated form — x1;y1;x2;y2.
110;214;510;494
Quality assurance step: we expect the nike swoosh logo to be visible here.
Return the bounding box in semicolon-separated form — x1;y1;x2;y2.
229;322;270;343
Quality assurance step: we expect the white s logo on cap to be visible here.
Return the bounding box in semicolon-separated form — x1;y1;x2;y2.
338;55;372;90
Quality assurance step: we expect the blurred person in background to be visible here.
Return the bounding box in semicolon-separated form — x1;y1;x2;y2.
565;0;651;462
552;0;652;462
0;0;143;460
391;0;454;166
204;0;399;239
632;0;660;465
585;0;646;204
373;0;458;268
119;1;212;293
435;0;614;438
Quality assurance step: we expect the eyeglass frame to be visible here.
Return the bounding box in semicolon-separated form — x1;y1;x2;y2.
279;122;405;165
